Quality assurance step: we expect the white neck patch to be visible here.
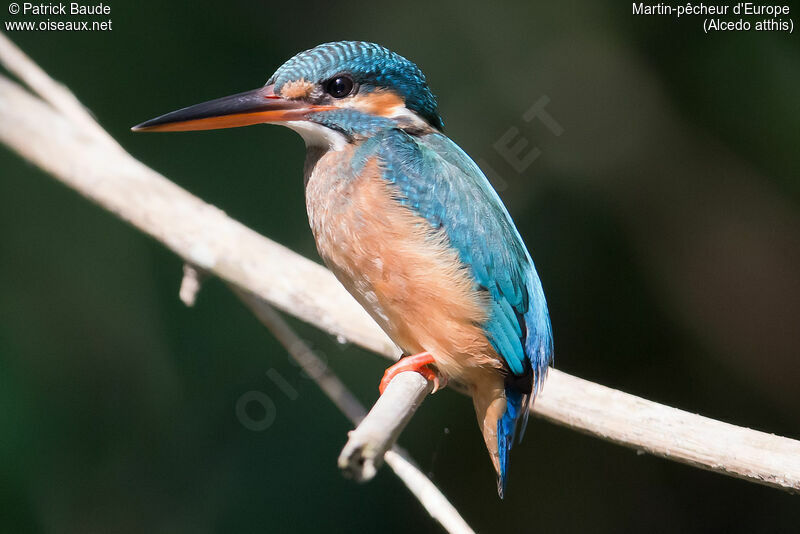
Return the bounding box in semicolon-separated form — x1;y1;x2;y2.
282;121;348;152
385;106;431;131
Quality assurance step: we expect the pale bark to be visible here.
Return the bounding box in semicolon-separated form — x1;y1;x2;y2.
1;32;798;498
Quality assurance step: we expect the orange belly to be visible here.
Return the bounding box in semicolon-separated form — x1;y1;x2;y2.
306;151;504;380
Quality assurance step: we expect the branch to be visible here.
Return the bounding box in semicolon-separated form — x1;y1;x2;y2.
1;31;799;495
0;33;473;533
235;289;474;534
339;372;433;481
0;30;110;144
241;272;437;484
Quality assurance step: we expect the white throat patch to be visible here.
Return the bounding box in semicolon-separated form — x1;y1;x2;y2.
282;121;347;152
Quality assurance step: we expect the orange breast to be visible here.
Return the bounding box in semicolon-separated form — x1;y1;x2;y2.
305;151;504;380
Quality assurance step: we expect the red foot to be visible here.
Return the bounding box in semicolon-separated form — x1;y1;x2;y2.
379;352;447;395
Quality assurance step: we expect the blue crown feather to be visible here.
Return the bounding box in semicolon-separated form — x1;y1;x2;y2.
268;41;444;130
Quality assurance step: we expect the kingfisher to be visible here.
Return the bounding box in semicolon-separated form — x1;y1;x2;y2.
133;41;553;497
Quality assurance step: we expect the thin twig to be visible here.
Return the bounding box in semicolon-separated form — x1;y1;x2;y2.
233;287;368;424
0;34;475;532
1;33;799;494
384;450;474;534
235;289;475;534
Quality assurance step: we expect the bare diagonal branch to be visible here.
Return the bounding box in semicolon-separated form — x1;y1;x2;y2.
1;32;798;496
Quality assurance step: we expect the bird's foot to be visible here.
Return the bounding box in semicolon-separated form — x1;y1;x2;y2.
379;351;447;395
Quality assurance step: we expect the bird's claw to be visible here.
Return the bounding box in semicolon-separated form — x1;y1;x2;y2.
379;352;447;395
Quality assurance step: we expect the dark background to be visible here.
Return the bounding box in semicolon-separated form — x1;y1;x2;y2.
1;1;799;532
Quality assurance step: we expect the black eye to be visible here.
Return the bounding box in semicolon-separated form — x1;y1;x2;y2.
325;76;354;98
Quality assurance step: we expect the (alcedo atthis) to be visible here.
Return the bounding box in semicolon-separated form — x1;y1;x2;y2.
133;41;554;498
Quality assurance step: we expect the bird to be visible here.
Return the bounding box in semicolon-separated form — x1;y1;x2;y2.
133;41;553;497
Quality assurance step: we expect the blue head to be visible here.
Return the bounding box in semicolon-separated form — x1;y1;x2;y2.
133;41;443;143
269;41;443;133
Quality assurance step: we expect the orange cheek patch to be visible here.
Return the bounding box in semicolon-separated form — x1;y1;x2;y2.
280;79;315;99
351;89;405;116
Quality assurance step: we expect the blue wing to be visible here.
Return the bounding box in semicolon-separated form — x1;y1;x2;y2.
353;128;553;496
353;129;553;386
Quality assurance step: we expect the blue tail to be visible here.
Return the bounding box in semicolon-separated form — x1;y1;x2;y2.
497;386;528;499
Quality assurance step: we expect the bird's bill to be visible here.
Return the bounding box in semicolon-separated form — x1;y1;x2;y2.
131;85;331;132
